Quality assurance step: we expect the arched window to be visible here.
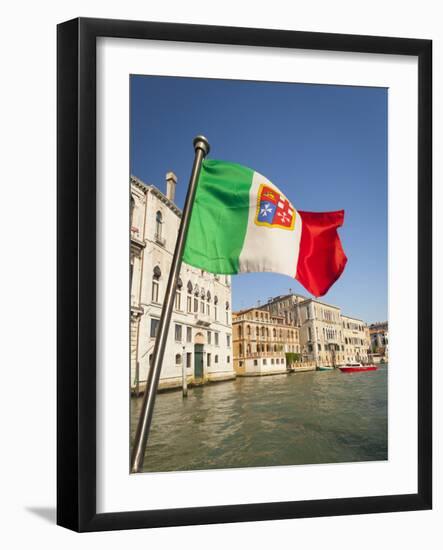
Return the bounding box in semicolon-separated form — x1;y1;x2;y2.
261;326;265;337
175;277;183;310
205;291;211;316
247;325;251;336
239;343;243;356
214;296;218;320
187;281;193;312
192;285;199;313
155;211;163;239
200;289;205;313
151;266;161;302
273;328;276;338
256;326;260;337
130;196;135;226
238;325;243;338
247;344;251;355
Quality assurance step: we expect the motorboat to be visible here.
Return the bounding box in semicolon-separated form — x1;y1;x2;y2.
339;362;378;373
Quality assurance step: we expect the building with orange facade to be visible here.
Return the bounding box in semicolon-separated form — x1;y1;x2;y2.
232;308;300;376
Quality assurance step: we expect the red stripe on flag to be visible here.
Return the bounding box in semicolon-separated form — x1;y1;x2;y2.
296;210;347;297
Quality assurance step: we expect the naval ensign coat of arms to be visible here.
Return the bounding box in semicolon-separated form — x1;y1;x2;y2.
255;184;296;230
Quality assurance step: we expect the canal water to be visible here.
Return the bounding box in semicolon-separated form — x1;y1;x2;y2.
131;365;387;473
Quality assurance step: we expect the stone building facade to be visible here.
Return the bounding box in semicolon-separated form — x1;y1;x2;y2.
369;322;389;360
341;315;370;364
130;173;235;392
260;293;371;367
260;292;306;326
297;298;345;366
232;308;300;376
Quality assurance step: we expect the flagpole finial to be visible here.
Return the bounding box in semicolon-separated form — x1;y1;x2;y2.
193;135;210;157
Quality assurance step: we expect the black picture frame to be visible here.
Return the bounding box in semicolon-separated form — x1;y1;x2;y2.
57;17;432;532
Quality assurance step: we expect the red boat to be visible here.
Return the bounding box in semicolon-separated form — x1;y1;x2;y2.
339;362;378;373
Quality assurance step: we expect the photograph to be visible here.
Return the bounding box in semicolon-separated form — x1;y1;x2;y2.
129;75;389;473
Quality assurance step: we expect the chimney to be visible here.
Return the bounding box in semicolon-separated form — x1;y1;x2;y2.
166;171;177;202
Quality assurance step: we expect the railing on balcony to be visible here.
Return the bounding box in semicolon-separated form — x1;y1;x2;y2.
130;227;146;249
130;297;143;318
194;313;211;327
154;232;166;247
239;351;285;359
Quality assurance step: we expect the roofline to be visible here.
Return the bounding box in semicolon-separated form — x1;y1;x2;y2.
130;174;182;217
233;308;288;321
260;292;307;305
233;306;269;316
130;174;149;192
299;298;341;310
341;314;367;324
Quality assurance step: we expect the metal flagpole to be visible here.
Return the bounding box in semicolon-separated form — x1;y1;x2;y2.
131;135;210;473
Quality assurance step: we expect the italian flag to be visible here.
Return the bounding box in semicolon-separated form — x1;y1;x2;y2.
183;160;347;297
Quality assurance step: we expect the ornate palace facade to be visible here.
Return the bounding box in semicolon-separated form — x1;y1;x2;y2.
130;173;235;392
259;294;371;367
232;308;300;376
369;321;389;361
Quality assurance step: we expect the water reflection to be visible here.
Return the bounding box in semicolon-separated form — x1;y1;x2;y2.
131;366;387;472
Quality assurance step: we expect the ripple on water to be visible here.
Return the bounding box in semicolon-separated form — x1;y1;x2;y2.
131;366;388;472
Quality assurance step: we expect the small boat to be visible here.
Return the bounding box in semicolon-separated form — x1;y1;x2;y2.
318;365;334;371
339;362;378;373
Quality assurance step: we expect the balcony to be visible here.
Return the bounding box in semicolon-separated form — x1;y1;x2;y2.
238;351;284;359
154;233;166;247
130;299;143;319
130;227;146;249
194;313;211;327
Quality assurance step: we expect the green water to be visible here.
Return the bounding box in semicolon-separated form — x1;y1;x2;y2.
131;365;387;472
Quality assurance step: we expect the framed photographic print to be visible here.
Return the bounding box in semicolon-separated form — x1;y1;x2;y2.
57;17;432;532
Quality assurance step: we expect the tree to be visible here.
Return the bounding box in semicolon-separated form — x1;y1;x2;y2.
285;352;301;365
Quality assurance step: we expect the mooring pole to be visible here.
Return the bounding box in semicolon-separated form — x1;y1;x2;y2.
130;135;210;473
182;345;188;398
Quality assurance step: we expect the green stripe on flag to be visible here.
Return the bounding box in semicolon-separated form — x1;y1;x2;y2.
183;159;253;274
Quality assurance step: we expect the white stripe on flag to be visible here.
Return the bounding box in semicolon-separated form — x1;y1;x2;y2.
238;171;302;277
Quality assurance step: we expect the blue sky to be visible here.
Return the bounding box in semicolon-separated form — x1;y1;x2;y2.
131;75;387;324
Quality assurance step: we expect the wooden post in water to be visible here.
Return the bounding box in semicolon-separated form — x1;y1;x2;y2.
182;345;188;398
130;136;210;473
